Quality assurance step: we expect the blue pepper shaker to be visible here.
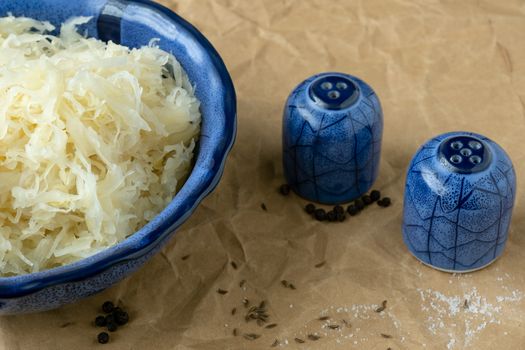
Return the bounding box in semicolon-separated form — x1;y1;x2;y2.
402;131;516;272
282;72;383;204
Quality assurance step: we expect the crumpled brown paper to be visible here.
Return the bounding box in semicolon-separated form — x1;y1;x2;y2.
1;0;525;349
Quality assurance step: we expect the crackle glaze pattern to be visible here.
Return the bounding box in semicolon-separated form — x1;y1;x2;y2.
282;72;383;204
402;132;516;272
0;0;236;314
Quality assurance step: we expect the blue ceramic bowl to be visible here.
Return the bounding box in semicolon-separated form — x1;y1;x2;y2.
0;0;236;314
402;132;516;273
282;72;383;204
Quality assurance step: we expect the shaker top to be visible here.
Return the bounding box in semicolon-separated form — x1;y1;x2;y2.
308;74;360;110
438;135;492;174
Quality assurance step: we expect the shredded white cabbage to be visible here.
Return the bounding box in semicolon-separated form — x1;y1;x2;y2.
0;15;201;275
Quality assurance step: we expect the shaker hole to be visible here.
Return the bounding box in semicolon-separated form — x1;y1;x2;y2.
336;82;348;90
451;141;463;150
450;155;462;164
468;140;482;150
321;82;333;90
470;155;482;164
328;91;340;99
460;148;472;157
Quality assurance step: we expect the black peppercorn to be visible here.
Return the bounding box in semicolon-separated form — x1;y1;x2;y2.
354;198;365;211
97;332;109;344
279;184;291;196
378;197;391;207
336;212;346;222
326;210;336;222
362;195;372;206
314;208;327;221
370;190;381;202
112;307;125;318
102;301;114;314
114;311;129;326
95;315;107;327
106;322;118;332
333;205;344;214
347;204;358;216
105;314;115;325
305;203;316;214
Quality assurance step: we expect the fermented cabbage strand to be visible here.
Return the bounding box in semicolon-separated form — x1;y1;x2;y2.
0;16;201;275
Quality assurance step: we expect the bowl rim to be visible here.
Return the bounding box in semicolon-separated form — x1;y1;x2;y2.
0;0;237;298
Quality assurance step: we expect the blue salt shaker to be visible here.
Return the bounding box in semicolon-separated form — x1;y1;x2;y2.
282;72;383;204
402;132;516;272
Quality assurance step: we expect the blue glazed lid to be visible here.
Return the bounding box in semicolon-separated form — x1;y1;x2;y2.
438;135;492;174
308;74;360;110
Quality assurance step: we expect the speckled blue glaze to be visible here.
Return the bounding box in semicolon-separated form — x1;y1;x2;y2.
402;132;516;273
282;72;383;204
0;0;236;314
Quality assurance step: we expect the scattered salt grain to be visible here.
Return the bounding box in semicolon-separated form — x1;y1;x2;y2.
496;289;523;303
417;285;523;348
447;335;455;349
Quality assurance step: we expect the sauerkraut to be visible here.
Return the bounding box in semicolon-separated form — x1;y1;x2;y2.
0;15;201;275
